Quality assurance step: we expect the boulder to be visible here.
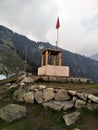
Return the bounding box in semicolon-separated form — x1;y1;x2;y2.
21;76;34;84
79;78;88;83
63;100;74;111
35;91;43;103
87;102;98;110
63;111;80;126
54;89;71;101
42;101;66;111
77;92;88;101
87;79;93;84
23;92;34;103
88;94;98;103
29;85;39;91
79;78;93;84
20;82;26;87
0;104;26;123
71;78;79;83
38;85;46;90
17;74;26;82
43;88;55;101
73;96;78;103
13;87;27;102
75;99;86;109
29;85;46;91
68;90;77;96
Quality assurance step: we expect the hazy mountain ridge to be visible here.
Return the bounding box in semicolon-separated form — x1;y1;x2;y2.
0;25;98;83
90;53;98;61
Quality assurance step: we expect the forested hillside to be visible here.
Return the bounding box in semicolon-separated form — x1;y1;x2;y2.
0;25;98;83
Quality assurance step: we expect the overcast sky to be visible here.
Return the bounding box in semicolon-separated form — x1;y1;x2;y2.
0;0;98;56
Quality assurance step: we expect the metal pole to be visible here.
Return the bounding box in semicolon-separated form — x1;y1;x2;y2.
56;29;59;50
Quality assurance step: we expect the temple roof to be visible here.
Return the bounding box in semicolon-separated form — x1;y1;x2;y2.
42;48;62;55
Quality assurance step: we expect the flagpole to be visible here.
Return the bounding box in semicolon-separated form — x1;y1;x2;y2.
56;28;59;49
56;17;60;50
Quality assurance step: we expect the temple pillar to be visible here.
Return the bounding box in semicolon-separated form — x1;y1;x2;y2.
46;50;49;65
41;54;44;66
59;52;62;66
53;55;56;65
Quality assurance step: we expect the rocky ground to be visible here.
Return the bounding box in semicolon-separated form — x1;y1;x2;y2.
0;74;98;130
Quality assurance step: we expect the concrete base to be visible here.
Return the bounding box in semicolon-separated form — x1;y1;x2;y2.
38;65;69;77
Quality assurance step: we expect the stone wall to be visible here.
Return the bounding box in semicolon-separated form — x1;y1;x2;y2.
13;84;98;111
38;76;93;84
12;75;98;126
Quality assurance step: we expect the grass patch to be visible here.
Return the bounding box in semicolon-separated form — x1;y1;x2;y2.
81;108;98;116
35;81;98;94
0;103;97;130
76;108;98;130
0;76;17;85
0;103;67;130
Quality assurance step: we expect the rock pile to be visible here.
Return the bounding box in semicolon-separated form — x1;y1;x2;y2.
12;74;98;126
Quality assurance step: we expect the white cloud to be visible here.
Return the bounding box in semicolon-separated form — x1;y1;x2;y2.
0;0;98;56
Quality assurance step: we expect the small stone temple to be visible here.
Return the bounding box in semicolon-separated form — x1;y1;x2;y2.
38;49;69;77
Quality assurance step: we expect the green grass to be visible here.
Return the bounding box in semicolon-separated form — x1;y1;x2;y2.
35;81;98;94
75;108;98;130
0;103;67;130
0;76;17;85
0;102;98;130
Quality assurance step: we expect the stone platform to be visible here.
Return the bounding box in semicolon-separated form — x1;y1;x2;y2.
36;76;93;84
38;65;69;77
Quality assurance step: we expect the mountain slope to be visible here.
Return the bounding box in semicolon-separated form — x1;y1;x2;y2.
0;25;25;73
0;25;98;83
0;43;25;73
90;53;98;61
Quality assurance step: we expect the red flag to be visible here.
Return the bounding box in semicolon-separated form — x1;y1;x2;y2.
56;17;60;29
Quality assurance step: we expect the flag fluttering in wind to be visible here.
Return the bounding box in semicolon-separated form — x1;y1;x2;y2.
56;17;60;29
55;17;60;49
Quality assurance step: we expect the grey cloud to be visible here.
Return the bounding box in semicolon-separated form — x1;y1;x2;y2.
0;0;59;41
0;0;98;56
82;15;98;31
